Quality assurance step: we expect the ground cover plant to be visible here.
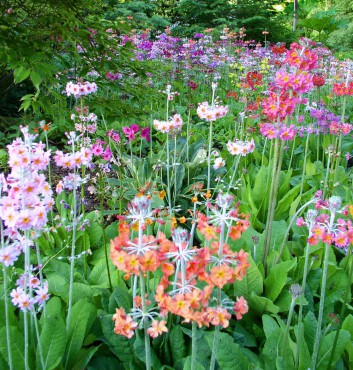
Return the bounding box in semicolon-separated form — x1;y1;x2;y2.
1;4;353;370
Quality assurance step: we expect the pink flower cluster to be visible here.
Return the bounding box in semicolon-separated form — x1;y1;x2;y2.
285;42;318;71
197;102;228;122
123;124;151;142
329;122;353;136
333;82;353;96
226;138;255;156
296;196;353;248
11;275;49;312
54;145;93;170
106;71;122;81
275;71;313;94
71;112;98;134
262;92;299;121
0;127;53;234
259;123;297;141
153;114;183;133
108;129;121;143
65;81;98;98
92;139;112;161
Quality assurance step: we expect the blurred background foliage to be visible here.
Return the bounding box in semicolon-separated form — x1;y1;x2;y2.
0;0;352;140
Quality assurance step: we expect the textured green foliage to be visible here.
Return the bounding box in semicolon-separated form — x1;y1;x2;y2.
37;314;67;370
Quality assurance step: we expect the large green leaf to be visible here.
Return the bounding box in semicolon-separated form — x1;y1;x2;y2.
0;326;25;370
39;296;62;326
108;283;133;312
13;66;30;84
205;331;250;370
262;314;279;339
170;326;186;363
316;330;350;369
89;258;117;288
249;291;279;316
87;222;103;246
262;327;294;370
342;315;353;368
234;255;263;298
303;311;317;353
64;299;97;370
101;314;137;365
71;346;101;370
274;184;301;220
264;259;296;301
37;314;67;370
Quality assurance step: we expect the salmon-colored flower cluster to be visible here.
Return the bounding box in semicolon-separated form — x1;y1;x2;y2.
110;192;251;339
112;307;138;338
333;82;353;96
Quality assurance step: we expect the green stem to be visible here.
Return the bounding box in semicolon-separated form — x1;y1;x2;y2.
299;133;310;197
191;322;198;370
327;243;353;369
227;156;241;193
33;310;45;370
282;298;295;357
166;133;172;217
101;197;112;292
209;326;220;370
295;241;312;367
138;222;151;369
275;199;317;265
1;219;12;370
187;110;191;185
323;150;332;199
207;121;214;194
67;163;77;332
262;138;283;269
261;138;268;168
311;242;332;369
3;267;13;370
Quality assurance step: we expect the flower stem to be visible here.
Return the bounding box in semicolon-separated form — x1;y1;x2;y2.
275;198;316;265
67;165;77;332
191;322;198;370
327;243;353;369
33;310;45;370
100;197;112;292
209;325;220;370
262;138;284;270
166;133;172;216
3;267;13;370
311;242;331;369
282;297;295;357
207;121;214;195
138;223;151;369
295;241;311;367
299;133;310;197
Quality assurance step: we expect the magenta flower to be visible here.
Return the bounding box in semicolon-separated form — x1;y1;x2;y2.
141;127;151;142
130;124;139;133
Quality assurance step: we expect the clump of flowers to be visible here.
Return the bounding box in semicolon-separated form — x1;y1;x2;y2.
110;192;250;341
0;127;52;316
296;195;353;248
123;124;151;142
285;40;318;71
65;80;98;98
197;101;228;122
259;123;297;141
153;114;183;133
227;138;255;156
